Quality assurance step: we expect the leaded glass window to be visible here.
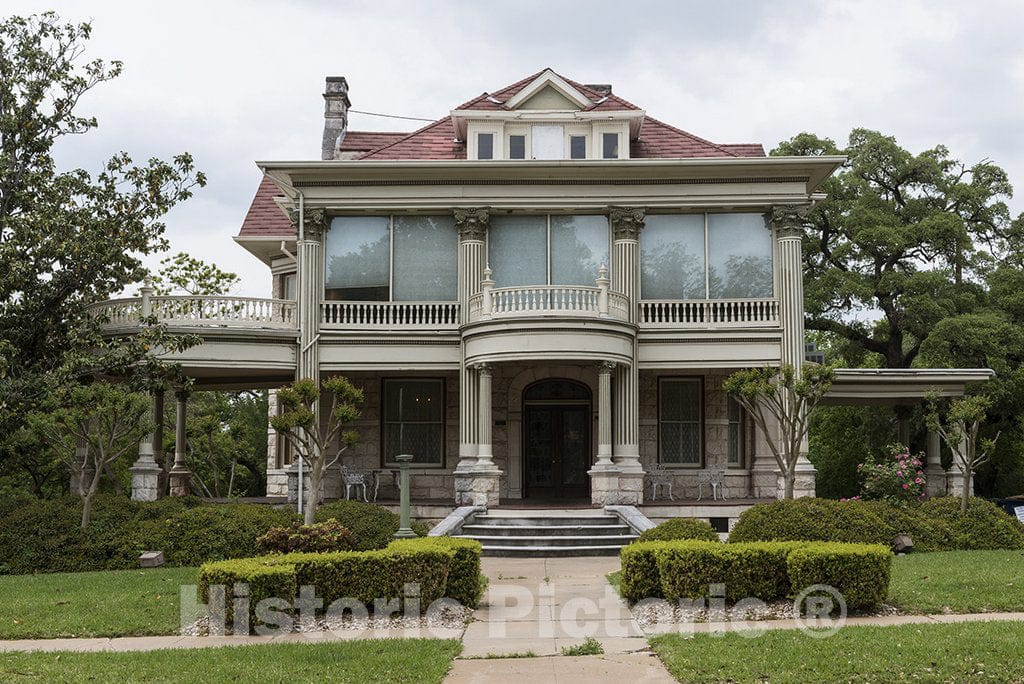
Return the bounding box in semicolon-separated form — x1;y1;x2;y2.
727;396;744;467
383;379;444;466
659;378;702;466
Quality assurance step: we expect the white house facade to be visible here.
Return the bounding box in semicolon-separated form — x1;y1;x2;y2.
93;70;991;511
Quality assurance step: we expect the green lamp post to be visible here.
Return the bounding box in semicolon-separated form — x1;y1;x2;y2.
393;453;417;539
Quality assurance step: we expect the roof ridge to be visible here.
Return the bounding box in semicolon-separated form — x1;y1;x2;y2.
359;116;455;158
641;115;740;157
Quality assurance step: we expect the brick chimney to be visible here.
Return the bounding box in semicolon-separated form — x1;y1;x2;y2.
321;76;350;160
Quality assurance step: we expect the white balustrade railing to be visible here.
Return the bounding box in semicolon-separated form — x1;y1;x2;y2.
321;301;460;328
89;295;297;329
638;298;780;327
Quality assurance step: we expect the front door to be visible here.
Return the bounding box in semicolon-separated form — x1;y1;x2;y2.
524;403;591;499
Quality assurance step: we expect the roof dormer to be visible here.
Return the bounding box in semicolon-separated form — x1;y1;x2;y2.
503;69;591;110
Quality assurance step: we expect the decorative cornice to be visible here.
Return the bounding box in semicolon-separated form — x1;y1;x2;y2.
454;208;489;241
770;204;811;236
609;207;646;241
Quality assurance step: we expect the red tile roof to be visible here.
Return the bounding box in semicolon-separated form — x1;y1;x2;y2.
239;70;768;237
339;131;407;153
238;176;292;238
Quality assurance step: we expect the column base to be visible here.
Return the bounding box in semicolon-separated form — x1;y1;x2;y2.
588;467;644;505
168;466;192;498
454;468;502;507
131;461;163;502
925;466;949;498
946;470;973;498
751;466;778;499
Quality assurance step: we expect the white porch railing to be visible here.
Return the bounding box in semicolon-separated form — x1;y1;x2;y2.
467;265;630;322
321;301;460;329
90;295;297;329
638;298;780;327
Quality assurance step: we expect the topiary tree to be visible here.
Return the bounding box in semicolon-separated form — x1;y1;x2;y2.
270;377;363;524
926;393;1001;513
725;364;835;498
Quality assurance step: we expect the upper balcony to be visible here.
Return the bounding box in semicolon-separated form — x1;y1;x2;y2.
89;295;298;330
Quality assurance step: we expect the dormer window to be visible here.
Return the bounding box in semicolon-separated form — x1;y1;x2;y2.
602;133;619;159
509;134;526;160
570;135;587;160
477;133;494;160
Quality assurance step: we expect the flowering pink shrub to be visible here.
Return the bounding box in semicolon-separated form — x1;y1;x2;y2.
856;445;926;504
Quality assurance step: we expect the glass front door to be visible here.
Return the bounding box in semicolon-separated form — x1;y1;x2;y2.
523;403;591;500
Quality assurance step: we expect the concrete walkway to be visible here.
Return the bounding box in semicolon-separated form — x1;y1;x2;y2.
447;556;675;682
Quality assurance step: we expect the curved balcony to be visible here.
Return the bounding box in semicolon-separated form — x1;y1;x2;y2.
89;295;297;330
467;285;630;323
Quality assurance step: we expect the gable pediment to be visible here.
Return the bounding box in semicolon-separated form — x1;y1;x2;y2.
516;84;581;111
504;69;592;110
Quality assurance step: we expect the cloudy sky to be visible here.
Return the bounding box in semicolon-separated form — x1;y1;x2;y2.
9;0;1024;295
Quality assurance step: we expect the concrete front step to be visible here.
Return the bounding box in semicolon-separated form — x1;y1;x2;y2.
471;515;621;527
476;544;626;557
457;534;637;547
461;524;631;537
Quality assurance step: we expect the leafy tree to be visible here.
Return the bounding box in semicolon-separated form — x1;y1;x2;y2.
41;383;150;527
151;252;240;296
725;364;835;498
773;129;1018;370
927;394;1001;513
271;378;363;524
0;13;204;475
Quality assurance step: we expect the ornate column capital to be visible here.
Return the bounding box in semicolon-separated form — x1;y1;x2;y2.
287;207;328;241
609;207;646;241
454;208;490;241
597;360;617;374
770;204;811;238
473;362;493;376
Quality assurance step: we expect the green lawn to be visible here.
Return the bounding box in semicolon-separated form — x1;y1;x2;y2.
650;621;1024;683
0;567;198;639
889;550;1024;614
0;639;461;683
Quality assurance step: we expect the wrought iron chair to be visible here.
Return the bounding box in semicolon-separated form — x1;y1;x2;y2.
340;465;368;502
697;466;727;501
646;463;674;501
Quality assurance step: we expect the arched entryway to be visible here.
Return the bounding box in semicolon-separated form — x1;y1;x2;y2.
522;379;592;500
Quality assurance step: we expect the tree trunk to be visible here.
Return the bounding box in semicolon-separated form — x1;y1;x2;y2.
80;495;93;529
961;465;971;514
227;458;237;498
304;464;321;525
783;467;795;499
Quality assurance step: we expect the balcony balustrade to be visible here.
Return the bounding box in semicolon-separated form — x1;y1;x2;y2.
638;298;780;328
89;295;297;329
321;301;460;329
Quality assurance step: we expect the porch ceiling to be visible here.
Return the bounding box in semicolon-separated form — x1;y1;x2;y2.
821;368;995;406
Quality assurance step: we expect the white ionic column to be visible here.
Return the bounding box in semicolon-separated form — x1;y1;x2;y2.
772;205;815;497
169;389;191;496
295;206;326;385
455;209;488;472
595;362;615;467
476;363;494;467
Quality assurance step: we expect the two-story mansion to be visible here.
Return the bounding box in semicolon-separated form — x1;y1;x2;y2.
230;68;846;507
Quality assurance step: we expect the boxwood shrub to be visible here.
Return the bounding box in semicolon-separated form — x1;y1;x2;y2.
390;537;484;608
636;518;720;543
198;536;482;630
314;499;429;550
619;539;891;610
728;497;1024;552
786;542;891;611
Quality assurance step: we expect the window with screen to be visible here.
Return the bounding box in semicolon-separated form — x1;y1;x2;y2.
383;379;445;466
602;132;619;159
508;134;526;160
477;133;494;160
570;135;587;159
659;378;702;466
727;397;744;467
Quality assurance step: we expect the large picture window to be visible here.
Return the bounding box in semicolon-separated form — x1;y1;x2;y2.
659;378;702;466
488;214;609;288
383;379;445;467
325;216;458;301
640;212;774;300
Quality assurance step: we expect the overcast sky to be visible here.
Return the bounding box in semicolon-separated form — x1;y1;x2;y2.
9;0;1024;295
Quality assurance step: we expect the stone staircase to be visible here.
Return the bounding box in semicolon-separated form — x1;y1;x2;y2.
457;510;638;557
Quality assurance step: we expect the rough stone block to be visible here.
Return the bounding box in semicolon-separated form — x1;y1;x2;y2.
139;551;165;568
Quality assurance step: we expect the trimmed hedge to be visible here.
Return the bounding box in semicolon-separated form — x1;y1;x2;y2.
620;540;891;610
390;537;484;609
256;520;356;554
199;536;483;630
786;542;891;611
637;518;720;543
0;495;298;574
314;499;429;550
728;497;1024;552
